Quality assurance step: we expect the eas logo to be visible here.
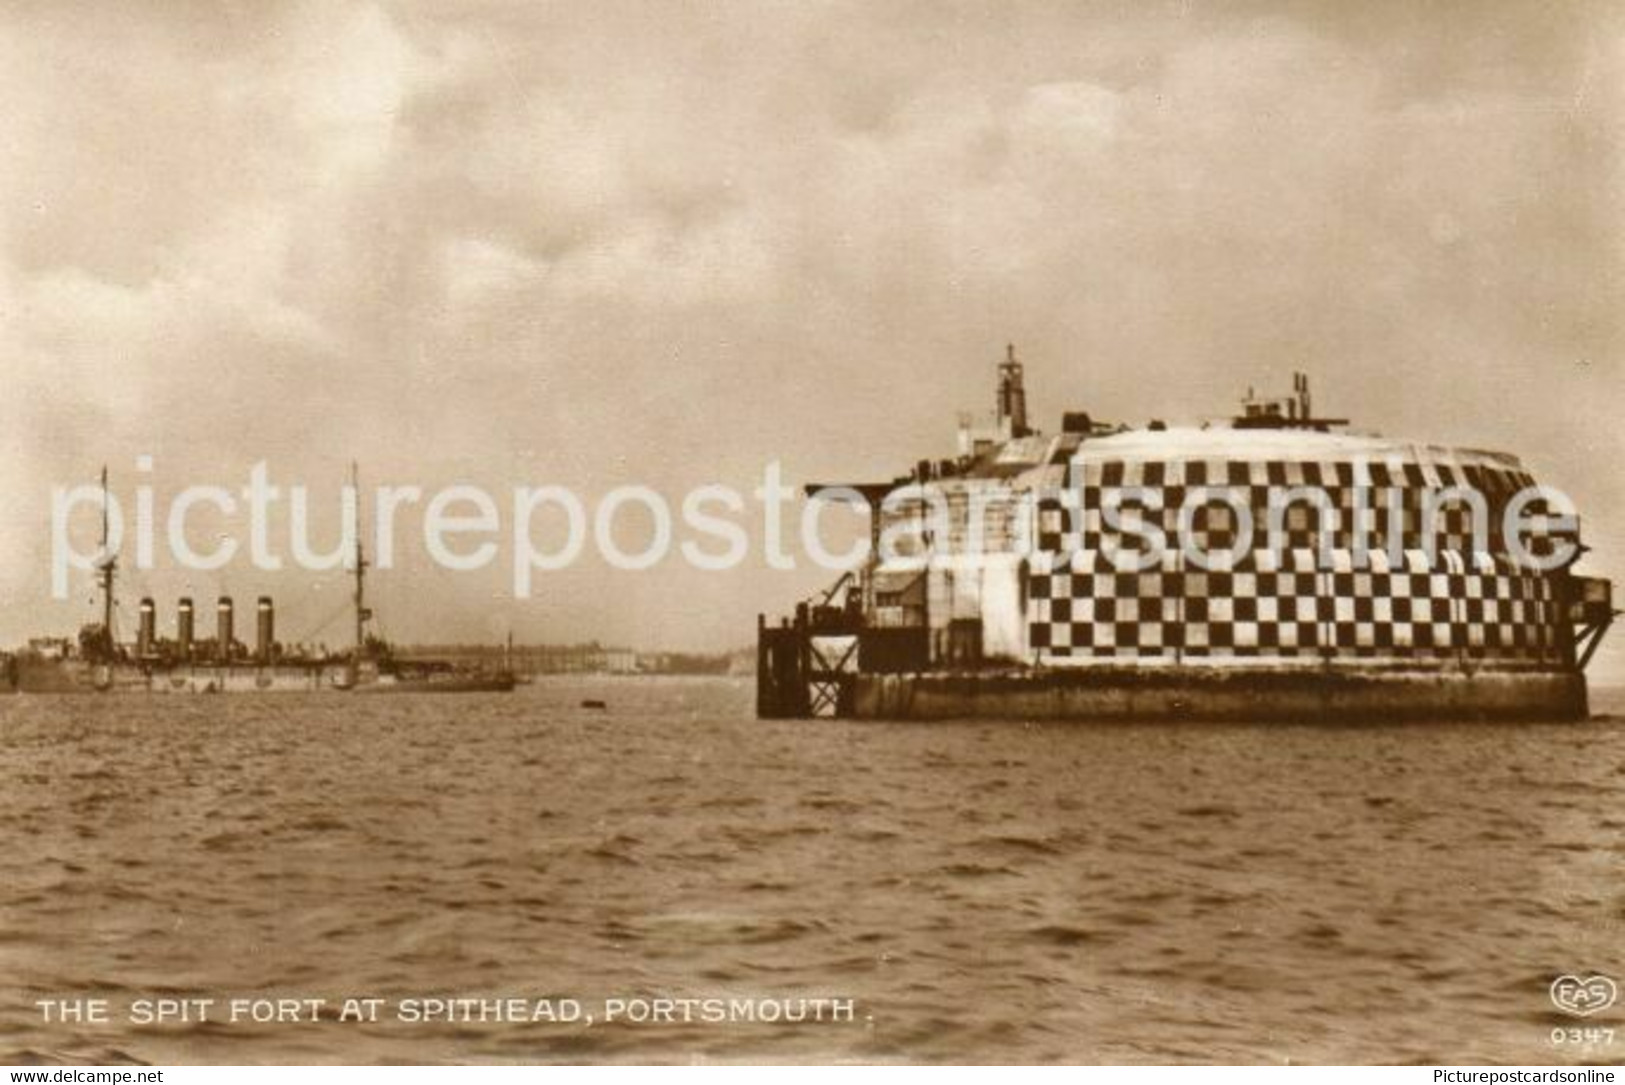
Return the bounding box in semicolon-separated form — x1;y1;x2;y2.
1550;975;1618;1017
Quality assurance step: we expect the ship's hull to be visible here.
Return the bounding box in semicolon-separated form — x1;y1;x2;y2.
8;658;345;693
4;659;512;694
851;664;1589;722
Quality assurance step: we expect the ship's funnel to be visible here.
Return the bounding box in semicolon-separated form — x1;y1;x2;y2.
256;596;274;664
177;598;194;660
137;598;156;657
218;596;234;661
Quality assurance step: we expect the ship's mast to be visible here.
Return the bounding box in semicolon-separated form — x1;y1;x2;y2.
351;462;369;660
99;465;116;639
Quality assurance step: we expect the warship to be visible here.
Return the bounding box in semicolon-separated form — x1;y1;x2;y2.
758;348;1616;721
2;467;514;694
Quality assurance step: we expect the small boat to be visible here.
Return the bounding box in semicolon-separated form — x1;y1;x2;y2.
358;668;518;694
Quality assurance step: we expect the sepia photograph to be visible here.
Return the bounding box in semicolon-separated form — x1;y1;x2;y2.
0;0;1621;1071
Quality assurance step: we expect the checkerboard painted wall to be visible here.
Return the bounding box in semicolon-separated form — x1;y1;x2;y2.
1025;452;1567;664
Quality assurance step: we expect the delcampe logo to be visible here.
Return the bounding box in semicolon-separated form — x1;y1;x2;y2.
1550;975;1619;1017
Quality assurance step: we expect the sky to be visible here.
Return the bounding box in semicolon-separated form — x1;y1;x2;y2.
0;0;1620;674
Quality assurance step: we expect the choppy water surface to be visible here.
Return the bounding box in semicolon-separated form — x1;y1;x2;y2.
1;679;1622;1064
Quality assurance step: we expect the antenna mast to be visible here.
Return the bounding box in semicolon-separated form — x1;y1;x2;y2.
352;462;369;659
